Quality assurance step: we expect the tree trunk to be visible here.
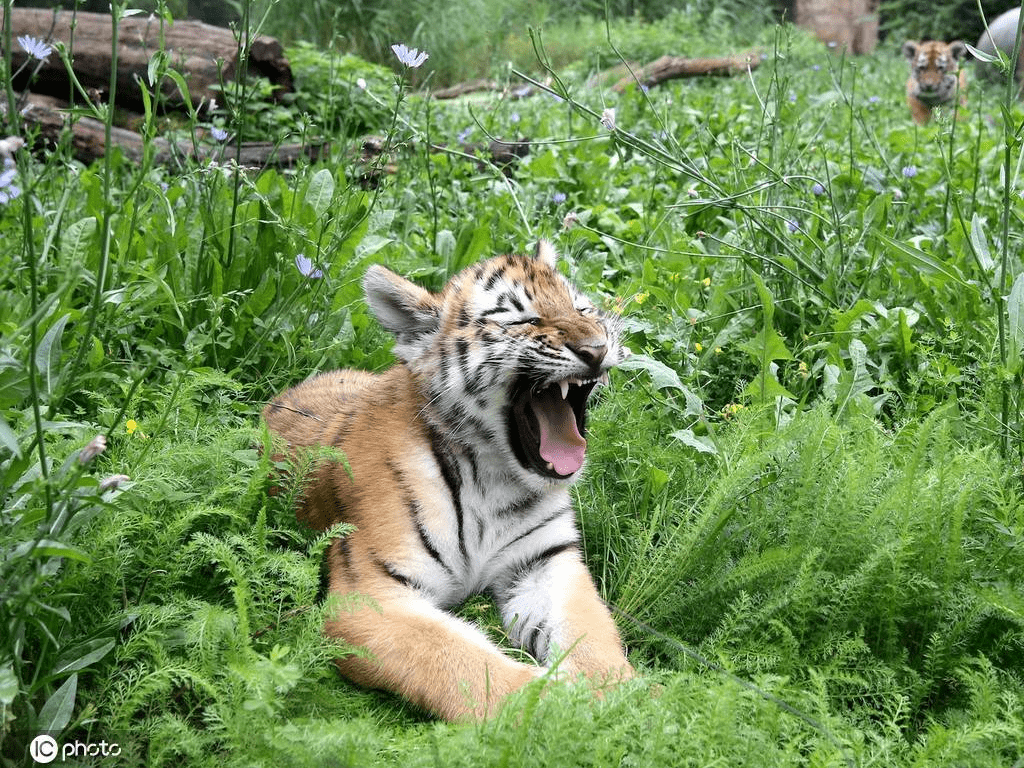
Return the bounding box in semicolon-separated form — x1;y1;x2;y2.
793;0;879;54
3;8;293;112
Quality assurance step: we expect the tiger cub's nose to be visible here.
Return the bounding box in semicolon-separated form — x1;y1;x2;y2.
568;340;608;371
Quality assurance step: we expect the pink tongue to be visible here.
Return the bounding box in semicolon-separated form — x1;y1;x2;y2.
533;387;587;476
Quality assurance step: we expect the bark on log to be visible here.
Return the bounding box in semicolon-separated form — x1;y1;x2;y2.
21;93;324;169
612;53;760;92
3;8;293;112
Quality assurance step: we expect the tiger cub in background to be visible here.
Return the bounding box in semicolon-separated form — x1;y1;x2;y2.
902;39;968;124
264;241;634;721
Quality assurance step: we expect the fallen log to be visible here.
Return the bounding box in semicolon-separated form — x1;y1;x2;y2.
3;8;293;112
21;93;324;169
432;78;536;100
612;53;760;92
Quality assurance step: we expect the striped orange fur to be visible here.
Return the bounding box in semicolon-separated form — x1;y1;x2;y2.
264;241;634;720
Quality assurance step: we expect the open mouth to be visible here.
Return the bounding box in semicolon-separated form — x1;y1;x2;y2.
508;375;604;479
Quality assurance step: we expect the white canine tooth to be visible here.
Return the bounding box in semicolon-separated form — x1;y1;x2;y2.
559;380;569;400
546;462;554;471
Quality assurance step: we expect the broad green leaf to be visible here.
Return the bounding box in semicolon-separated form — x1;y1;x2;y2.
0;415;20;458
671;429;718;455
877;233;969;286
965;43;999;63
898;309;914;356
1007;272;1024;371
86;335;104;371
61;217;97;263
618;355;702;414
164;69;194;112
355;234;393;260
742;371;795;401
831;299;876;335
243;272;276;318
35;314;70;399
618;354;682;390
750;272;775;323
31;539;92;563
0;663;17;706
969;214;995;272
54;639;115;675
305;168;335;219
38;673;77;733
739;326;793;363
435;229;456;259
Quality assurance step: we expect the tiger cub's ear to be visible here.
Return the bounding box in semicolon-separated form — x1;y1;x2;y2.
363;265;442;359
534;239;558;269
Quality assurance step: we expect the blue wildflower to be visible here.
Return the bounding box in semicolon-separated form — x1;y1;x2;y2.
787;219;799;233
210;126;229;142
553;192;566;204
18;35;53;62
391;43;429;68
0;161;21;205
902;165;918;179
295;254;323;279
811;182;825;196
600;108;616;131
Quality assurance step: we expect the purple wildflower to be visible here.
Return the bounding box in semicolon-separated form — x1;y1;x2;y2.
553;192;566;204
902;165;918;179
210;126;229;142
787;219;799;233
811;182;825;196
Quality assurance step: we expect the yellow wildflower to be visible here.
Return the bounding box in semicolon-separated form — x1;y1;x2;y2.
695;342;703;352
126;419;138;435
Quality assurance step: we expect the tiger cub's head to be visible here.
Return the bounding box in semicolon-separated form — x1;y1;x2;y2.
903;39;967;106
363;241;627;482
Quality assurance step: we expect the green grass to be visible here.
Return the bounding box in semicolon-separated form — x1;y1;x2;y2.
2;1;1024;765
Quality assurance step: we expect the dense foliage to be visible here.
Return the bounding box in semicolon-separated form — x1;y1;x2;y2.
2;1;1023;766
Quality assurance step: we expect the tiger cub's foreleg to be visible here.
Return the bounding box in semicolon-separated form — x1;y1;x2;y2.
321;541;541;721
494;547;634;687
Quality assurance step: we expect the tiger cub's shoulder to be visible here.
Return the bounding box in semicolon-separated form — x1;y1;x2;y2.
263;368;379;448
